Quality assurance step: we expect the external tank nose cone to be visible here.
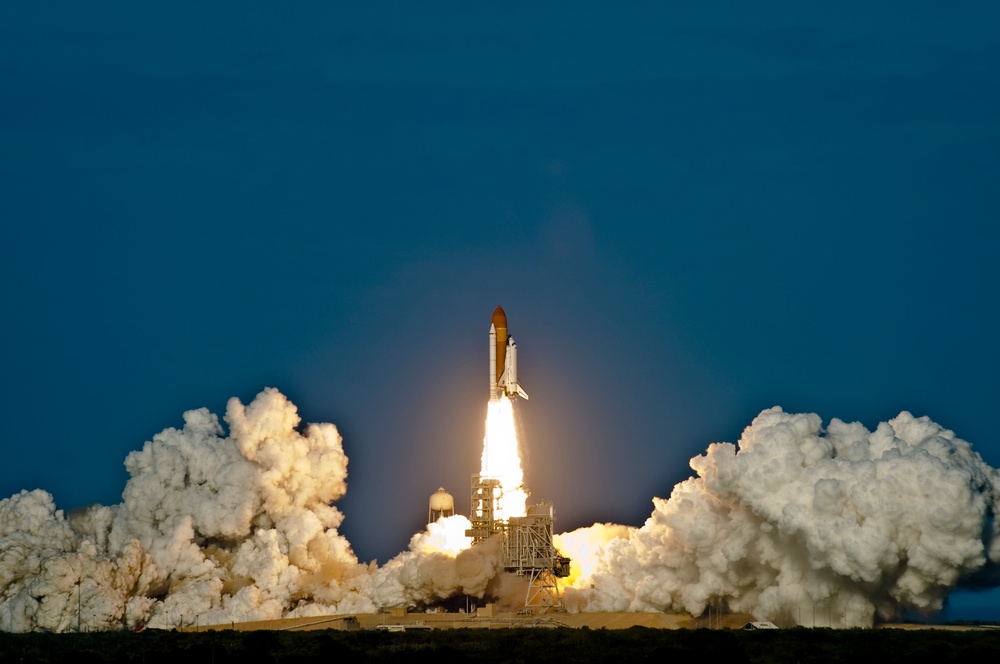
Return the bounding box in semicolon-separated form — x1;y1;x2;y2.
492;305;507;328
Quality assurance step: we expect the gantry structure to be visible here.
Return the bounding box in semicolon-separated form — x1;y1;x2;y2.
466;475;570;610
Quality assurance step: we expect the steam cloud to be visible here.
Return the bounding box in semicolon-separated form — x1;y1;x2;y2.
1;393;998;631
0;389;498;631
557;407;1000;626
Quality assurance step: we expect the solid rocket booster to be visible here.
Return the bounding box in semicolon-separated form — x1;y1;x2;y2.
489;305;529;401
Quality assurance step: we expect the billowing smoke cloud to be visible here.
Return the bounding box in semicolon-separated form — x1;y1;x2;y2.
3;392;998;631
0;389;498;631
558;407;1000;626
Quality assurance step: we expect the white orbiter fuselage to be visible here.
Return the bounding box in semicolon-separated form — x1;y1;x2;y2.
489;305;528;401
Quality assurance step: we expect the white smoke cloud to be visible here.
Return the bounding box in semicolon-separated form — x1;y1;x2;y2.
355;532;503;611
559;407;1000;626
3;392;998;631
0;389;493;631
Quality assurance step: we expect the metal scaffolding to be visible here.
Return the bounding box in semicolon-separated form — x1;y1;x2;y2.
503;503;570;610
467;474;571;610
466;475;503;544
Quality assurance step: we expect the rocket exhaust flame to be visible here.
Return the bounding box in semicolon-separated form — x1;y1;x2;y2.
481;396;528;519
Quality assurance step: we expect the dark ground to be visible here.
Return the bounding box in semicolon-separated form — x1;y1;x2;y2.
1;627;999;663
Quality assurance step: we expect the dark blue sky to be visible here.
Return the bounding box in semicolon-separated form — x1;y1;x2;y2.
2;3;998;611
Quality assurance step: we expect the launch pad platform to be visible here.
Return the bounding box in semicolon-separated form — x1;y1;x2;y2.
181;610;707;632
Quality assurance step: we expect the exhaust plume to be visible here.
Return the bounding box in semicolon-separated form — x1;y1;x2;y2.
558;407;1000;626
3;390;998;630
480;396;527;519
0;389;493;631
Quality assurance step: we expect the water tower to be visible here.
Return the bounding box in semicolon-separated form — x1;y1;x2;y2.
428;487;455;525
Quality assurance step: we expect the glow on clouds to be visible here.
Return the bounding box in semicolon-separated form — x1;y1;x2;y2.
2;391;998;631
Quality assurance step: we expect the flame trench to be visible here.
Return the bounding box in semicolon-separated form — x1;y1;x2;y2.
480;396;527;519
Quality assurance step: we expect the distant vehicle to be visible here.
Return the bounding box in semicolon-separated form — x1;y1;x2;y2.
372;624;431;632
743;621;779;630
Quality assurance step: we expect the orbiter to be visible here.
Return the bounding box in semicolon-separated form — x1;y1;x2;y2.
489;305;529;401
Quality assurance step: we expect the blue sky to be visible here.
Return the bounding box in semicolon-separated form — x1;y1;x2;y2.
2;3;998;614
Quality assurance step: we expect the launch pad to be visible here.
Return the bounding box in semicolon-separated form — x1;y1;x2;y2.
466;474;571;611
433;306;570;612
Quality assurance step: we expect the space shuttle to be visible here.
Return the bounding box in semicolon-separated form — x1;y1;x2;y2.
489;305;529;401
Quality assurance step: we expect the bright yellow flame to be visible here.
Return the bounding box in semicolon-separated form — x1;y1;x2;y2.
553;523;633;588
480;396;527;519
409;515;474;556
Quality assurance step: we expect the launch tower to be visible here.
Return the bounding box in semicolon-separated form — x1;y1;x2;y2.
466;474;571;611
467;475;502;543
503;503;571;609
